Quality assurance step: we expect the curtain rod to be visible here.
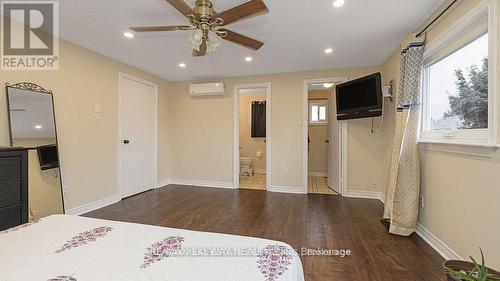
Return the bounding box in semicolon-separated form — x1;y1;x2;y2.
416;0;458;37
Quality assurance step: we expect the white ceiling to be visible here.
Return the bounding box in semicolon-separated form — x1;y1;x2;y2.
58;0;441;81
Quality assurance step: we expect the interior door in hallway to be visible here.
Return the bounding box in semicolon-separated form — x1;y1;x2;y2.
119;74;157;199
327;89;341;193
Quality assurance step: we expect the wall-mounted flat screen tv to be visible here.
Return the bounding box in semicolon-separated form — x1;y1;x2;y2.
336;72;383;120
37;144;59;170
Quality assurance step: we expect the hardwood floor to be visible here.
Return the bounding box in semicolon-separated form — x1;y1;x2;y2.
85;185;446;281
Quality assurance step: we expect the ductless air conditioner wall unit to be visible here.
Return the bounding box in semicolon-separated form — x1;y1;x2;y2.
189;82;226;97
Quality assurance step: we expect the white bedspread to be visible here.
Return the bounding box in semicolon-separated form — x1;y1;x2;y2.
0;215;304;281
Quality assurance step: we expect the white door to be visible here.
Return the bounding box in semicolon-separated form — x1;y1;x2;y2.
327;89;341;193
119;75;157;199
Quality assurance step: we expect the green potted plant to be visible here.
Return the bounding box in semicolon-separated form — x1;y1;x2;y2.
444;249;500;281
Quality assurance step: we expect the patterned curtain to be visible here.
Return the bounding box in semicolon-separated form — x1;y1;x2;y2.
383;34;425;236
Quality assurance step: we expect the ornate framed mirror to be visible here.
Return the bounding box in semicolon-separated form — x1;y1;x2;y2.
5;82;65;219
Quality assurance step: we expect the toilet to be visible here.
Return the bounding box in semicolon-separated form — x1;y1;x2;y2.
240;157;254;176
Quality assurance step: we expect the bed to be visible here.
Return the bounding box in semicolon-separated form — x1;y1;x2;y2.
0;215;304;281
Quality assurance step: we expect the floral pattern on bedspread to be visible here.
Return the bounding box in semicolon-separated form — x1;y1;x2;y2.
141;236;184;268
55;227;113;253
0;219;40;235
47;275;77;281
257;245;293;281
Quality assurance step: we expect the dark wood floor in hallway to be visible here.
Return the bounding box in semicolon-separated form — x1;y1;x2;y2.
85;185;446;281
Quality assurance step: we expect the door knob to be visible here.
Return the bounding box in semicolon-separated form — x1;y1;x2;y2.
123;140;130;144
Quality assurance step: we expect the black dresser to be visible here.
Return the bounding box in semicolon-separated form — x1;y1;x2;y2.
0;147;28;231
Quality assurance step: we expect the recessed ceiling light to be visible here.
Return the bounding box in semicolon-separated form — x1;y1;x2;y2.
178;63;186;68
323;83;334;88
123;31;134;39
333;0;345;8
245;56;253;62
324;48;333;54
34;125;42;129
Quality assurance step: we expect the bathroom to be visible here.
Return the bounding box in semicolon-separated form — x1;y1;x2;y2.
238;88;267;190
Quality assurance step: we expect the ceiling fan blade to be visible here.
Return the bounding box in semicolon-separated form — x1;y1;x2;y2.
218;29;264;50
216;0;268;26
192;39;207;57
165;0;194;17
130;25;193;32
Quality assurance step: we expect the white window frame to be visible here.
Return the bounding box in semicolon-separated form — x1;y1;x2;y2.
309;100;328;125
420;0;496;146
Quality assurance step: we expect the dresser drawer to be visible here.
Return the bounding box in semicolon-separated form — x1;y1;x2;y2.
0;205;22;231
0;181;21;208
0;156;22;182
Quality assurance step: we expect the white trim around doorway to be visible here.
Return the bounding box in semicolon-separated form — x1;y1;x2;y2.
233;83;272;189
303;77;348;195
117;72;158;199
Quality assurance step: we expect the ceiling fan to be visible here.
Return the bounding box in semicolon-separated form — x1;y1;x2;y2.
131;0;269;57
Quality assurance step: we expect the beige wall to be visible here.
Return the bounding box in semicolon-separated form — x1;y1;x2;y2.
167;66;386;192
379;49;400;197
0;21;170;211
239;93;266;172
380;0;500;268
308;90;329;175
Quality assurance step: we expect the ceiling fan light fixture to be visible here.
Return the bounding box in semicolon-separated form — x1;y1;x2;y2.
206;31;222;52
189;29;204;51
130;0;269;57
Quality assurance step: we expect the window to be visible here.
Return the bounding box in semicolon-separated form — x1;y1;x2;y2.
309;101;328;125
421;14;491;144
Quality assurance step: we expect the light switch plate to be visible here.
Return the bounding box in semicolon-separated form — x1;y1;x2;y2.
94;104;102;113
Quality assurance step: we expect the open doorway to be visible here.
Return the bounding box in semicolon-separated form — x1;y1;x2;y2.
303;78;347;195
233;84;271;191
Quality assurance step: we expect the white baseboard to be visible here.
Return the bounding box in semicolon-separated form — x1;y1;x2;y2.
308;172;327;177
268;185;306;194
415;223;462;261
66;195;120;216
170;179;234;189
156;179;172;188
344;190;384;201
